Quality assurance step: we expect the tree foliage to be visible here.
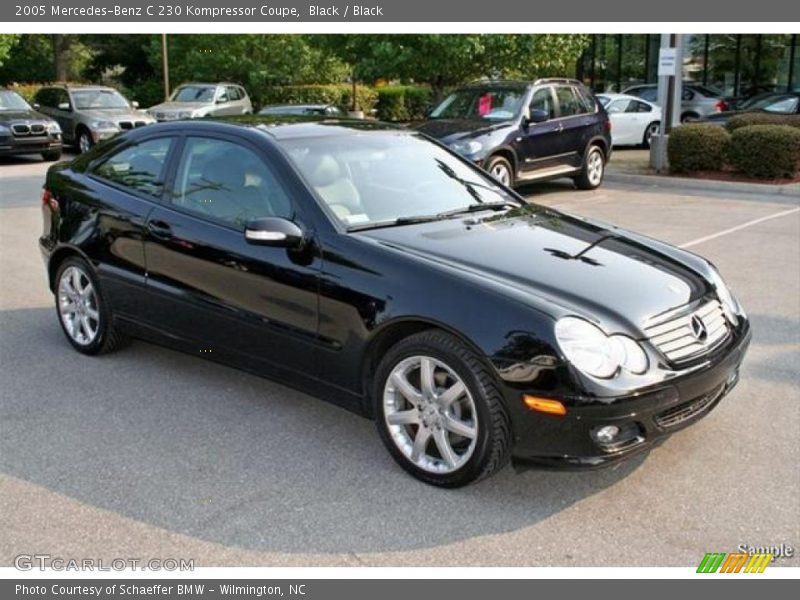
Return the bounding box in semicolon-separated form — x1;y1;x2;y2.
0;35;19;68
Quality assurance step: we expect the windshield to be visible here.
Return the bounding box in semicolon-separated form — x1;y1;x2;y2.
0;90;32;111
744;94;798;113
430;87;525;121
171;85;217;103
72;89;130;110
278;131;521;229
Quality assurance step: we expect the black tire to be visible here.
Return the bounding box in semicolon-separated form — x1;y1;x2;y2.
76;128;93;154
372;330;511;487
41;149;62;162
643;121;660;148
54;256;124;355
681;112;700;123
484;154;514;188
573;144;605;190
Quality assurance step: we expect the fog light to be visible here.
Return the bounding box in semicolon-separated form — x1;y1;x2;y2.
592;425;620;444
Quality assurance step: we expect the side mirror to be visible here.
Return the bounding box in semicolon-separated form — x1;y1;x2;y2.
131;100;140;109
57;102;71;111
216;96;228;104
529;109;550;124
244;217;305;248
33;103;41;110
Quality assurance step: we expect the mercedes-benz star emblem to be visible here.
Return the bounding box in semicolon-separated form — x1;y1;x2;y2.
690;315;708;341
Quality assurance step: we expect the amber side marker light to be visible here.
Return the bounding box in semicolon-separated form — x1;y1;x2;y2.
523;395;567;416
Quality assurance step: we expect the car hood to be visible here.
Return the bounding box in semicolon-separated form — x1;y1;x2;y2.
148;102;209;112
415;118;512;143
358;208;710;334
0;109;54;124
80;108;151;121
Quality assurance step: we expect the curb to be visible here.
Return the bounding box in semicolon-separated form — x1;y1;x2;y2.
605;170;800;198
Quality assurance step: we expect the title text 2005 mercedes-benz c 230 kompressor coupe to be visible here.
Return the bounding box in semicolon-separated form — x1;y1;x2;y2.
39;119;750;487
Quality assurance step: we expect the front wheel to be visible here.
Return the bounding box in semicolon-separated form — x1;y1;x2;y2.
373;330;511;487
54;257;123;355
484;155;514;188
574;145;605;190
77;129;93;154
41;149;62;161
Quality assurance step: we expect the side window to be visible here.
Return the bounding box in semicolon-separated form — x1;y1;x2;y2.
575;87;597;113
35;88;53;107
92;137;174;197
529;87;555;119
634;101;652;113
640;88;658;102
171;137;293;228
56;89;70;108
216;87;229;103
226;86;241;101
607;99;631;114
555;86;582;117
682;88;695;101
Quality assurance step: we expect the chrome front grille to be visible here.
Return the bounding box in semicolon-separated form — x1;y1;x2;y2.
11;123;30;136
644;299;730;363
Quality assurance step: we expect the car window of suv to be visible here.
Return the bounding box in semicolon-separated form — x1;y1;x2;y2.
639;88;658;102
91;137;174;198
172;137;293;229
555;86;583;117
575;87;597;113
34;88;54;107
54;89;69;108
529;87;556;119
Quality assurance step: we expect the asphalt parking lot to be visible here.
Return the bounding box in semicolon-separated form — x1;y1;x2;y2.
1;150;798;567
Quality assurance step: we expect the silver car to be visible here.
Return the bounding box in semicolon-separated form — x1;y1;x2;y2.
148;83;253;122
622;83;729;122
33;85;155;154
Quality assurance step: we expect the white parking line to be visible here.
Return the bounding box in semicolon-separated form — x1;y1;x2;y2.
679;206;800;249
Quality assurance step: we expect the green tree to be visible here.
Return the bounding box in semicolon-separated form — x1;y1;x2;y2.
314;34;590;100
0;34;19;68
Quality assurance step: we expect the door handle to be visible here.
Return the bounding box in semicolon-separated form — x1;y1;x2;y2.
147;220;173;239
556;122;564;133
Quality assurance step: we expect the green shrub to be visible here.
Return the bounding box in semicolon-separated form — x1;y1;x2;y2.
726;124;800;178
726;112;800;132
8;82;44;103
124;80;166;110
375;85;433;121
667;124;730;173
254;84;378;114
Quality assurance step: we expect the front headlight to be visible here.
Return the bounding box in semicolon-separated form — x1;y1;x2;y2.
707;265;742;324
0;124;10;135
555;317;648;379
46;122;61;134
449;140;483;156
91;120;118;130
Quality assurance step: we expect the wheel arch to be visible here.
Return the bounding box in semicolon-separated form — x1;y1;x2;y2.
47;245;93;292
485;147;518;176
359;317;494;418
585;135;610;160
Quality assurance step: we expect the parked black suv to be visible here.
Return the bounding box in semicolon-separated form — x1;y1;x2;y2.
0;89;63;161
417;79;611;189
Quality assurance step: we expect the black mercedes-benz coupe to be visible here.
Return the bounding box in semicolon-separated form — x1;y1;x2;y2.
39;118;750;487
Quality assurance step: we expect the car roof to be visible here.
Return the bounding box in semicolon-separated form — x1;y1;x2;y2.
41;84;117;91
127;117;407;142
599;93;654;103
176;82;243;87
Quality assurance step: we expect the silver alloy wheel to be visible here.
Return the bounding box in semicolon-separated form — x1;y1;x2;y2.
383;355;478;474
489;162;511;186
587;149;604;186
78;132;92;154
57;265;100;345
645;122;659;146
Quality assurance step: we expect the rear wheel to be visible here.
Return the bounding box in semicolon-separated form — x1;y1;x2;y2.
681;112;700;123
643;121;660;148
484;155;514;188
373;330;511;487
574;145;605;190
54;257;123;355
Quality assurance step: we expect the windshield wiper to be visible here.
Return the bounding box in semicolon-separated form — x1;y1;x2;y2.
436;201;516;218
347;214;446;232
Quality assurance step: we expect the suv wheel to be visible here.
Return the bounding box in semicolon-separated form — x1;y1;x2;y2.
574;145;605;190
373;330;511;487
484;155;514;187
77;129;93;154
42;149;62;162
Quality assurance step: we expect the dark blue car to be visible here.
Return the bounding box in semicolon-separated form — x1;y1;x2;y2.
417;79;612;189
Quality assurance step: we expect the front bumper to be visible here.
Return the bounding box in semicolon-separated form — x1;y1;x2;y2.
509;325;751;469
0;135;62;156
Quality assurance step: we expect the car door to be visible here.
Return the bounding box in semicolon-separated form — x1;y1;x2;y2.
80;135;177;318
142;133;321;376
550;85;593;167
605;98;636;145
516;86;565;177
37;88;73;143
